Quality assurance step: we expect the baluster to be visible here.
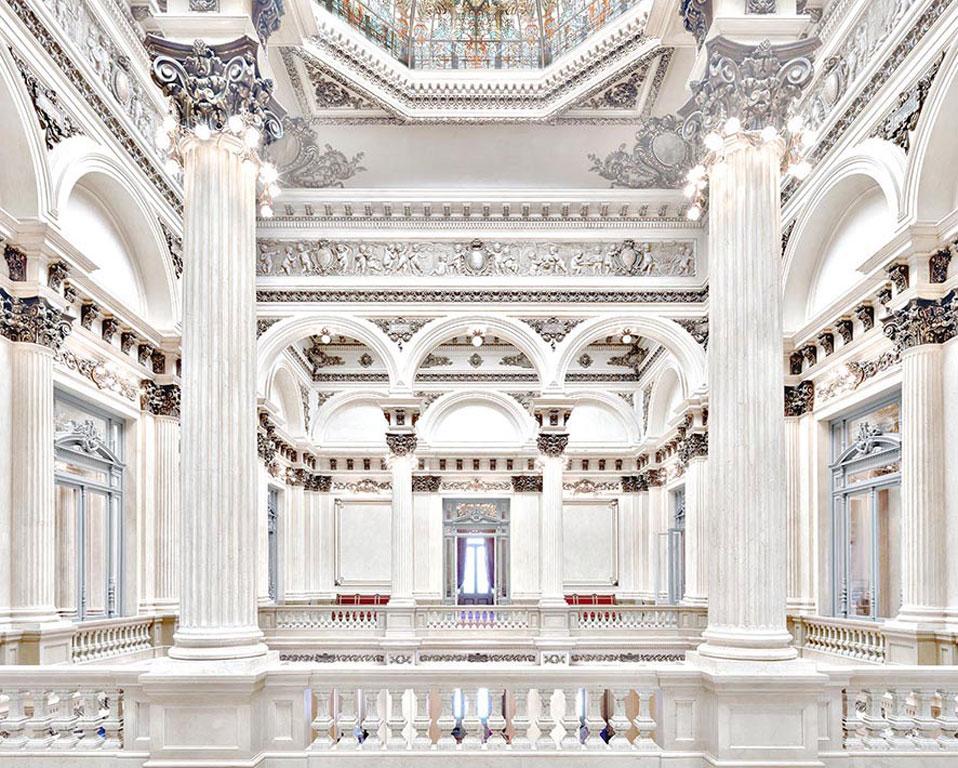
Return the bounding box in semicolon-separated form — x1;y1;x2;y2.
75;689;105;748
385;687;408;750
309;689;335;750
361;689;383;749
50;689;79;750
24;689;55;749
335;689;360;749
0;689;29;750
885;688;914;750
911;689;941;749
411;688;432;750
841;686;865;750
459;688;482;750
860;688;889;750
584;686;608;750
533;687;557;750
101;688;122;750
937;688;958;750
435;687;457;750
485;688;508;750
559;687;581;750
634;688;656;750
607;688;633;750
510;686;533;750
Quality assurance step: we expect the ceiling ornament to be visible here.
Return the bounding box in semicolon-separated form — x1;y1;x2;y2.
563;479;620;494
521;317;581;349
298;58;378;110
159;221;184;279
589;115;694;188
608;343;649;375
675;317;708;348
679;1;712;48
499;351;534;369
305;341;345;370
371;317;432;348
10;51;80;150
579;58;653;111
258;287;709;304
266;117;365;188
420;353;453;368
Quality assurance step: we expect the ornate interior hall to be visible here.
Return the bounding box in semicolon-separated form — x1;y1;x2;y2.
0;0;957;764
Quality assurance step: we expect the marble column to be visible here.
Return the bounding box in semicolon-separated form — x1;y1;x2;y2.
784;382;816;615
620;475;649;601
538;443;566;606
385;435;417;608
2;292;72;626
883;295;956;627
284;472;307;602
681;434;709;607
683;39;815;661
141;383;181;613
150;38;283;659
644;470;668;603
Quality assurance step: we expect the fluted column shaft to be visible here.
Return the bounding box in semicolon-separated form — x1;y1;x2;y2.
284;482;307;601
172;134;264;659
390;453;415;605
153;416;180;611
683;456;708;606
9;343;57;622
897;345;946;622
785;415;816;614
700;135;795;660
539;454;565;605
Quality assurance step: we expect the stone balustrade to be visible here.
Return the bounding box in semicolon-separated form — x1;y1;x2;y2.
70;616;158;664
789;614;887;665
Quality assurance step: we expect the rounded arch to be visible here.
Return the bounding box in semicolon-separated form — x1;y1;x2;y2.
313;390;389;449
646;363;685;438
554;315;707;395
257;315;401;396
566;391;640;448
417;390;536;451
905;40;958;222
400;315;551;389
266;362;306;438
50;137;178;329
0;46;51;218
782;142;904;332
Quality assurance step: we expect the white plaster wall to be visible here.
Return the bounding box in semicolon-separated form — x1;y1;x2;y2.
567;402;631;448
318;402;387;448
412;494;443;600
335;499;391;590
510;493;540;601
562;499;618;591
429;401;523;447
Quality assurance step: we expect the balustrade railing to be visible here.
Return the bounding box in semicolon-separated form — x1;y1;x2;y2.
71;615;157;664
418;607;536;631
270;607;386;631
570;605;705;632
789;614;886;664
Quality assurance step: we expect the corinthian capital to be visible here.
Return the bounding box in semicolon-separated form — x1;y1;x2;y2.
682;37;817;138
147;36;284;145
883;292;957;351
536;432;569;457
141;380;182;418
386;432;418;457
1;289;73;350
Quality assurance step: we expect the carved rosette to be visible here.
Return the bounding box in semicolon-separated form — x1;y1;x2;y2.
412;474;442;493
536;432;569;457
148;37;283;144
511;475;543;493
305;474;332;492
385;432;418;457
0;290;73;350
784;380;815;418
681;38;816;137
620;475;649;494
141;380;182;418
883;292;957;351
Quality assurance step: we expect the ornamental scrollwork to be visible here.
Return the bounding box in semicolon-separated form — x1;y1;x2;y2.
0;289;73;350
930;244;954;284
642;468;666;488
678;432;708;463
588;114;695;189
267;117;365;188
784;380;814;418
141;380;182;418
536;433;569;457
4;245;26;282
47;261;69;291
882;292;957;350
148;38;283;144
385;432;418;456
521;317;582;349
681;38;816;138
873;51;943;153
57;349;138;402
10;50;80;150
621;475;648;493
371;317;430;348
253;0;286;42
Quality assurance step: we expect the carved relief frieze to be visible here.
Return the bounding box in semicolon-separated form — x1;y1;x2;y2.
420;353;452;368
371;317;430;348
10;51;80;150
331;479;391;493
256;238;697;278
0;289;72;349
817;348;901;404
608;344;649;376
498;351;533;369
267;116;365;188
55;348;137;401
563;478;620;494
588;114;694;188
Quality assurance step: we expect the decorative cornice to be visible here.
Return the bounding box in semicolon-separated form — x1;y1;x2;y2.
141;380;181;418
257;288;708;305
681;38;817;138
882;292;957;351
537;432;570;457
57;348;138;402
511;475;543;493
412;474;442;493
784;380;814;418
0;289;72;349
385;432;418;456
147;37;283;144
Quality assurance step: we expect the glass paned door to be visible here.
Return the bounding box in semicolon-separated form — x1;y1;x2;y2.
457;536;495;605
55;484;80;617
267;487;279;602
846;493;873;618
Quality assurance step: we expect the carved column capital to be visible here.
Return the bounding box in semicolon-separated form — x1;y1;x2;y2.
511;475;543;493
386;432;418;457
141;380;182;418
305;474;332;493
412;474;441;493
536;432;569;457
641;468;666;488
679;432;709;463
620;474;649;494
784;380;814;418
883;292;957;351
0;289;73;350
147;36;284;145
681;37;817;137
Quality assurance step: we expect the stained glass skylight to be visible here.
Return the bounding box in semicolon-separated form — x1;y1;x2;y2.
315;0;644;69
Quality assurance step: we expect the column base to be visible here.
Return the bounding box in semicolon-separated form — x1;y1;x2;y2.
681;595;708;608
698;625;797;662
169;626;268;660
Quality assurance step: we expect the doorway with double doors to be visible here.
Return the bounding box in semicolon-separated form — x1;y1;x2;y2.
443;498;510;606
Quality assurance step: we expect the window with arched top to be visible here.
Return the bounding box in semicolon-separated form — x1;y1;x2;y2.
53;393;125;621
830;397;901;621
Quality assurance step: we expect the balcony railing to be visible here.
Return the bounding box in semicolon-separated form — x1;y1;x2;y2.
789;614;887;664
70;615;159;664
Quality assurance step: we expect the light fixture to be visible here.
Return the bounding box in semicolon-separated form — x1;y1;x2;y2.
194;123;211;141
259;203;273;218
319;328;332;345
620;328;634;345
244;126;261;149
761;126;778;143
259;163;279;184
155;127;171;151
470;327;486;347
686;205;702;221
